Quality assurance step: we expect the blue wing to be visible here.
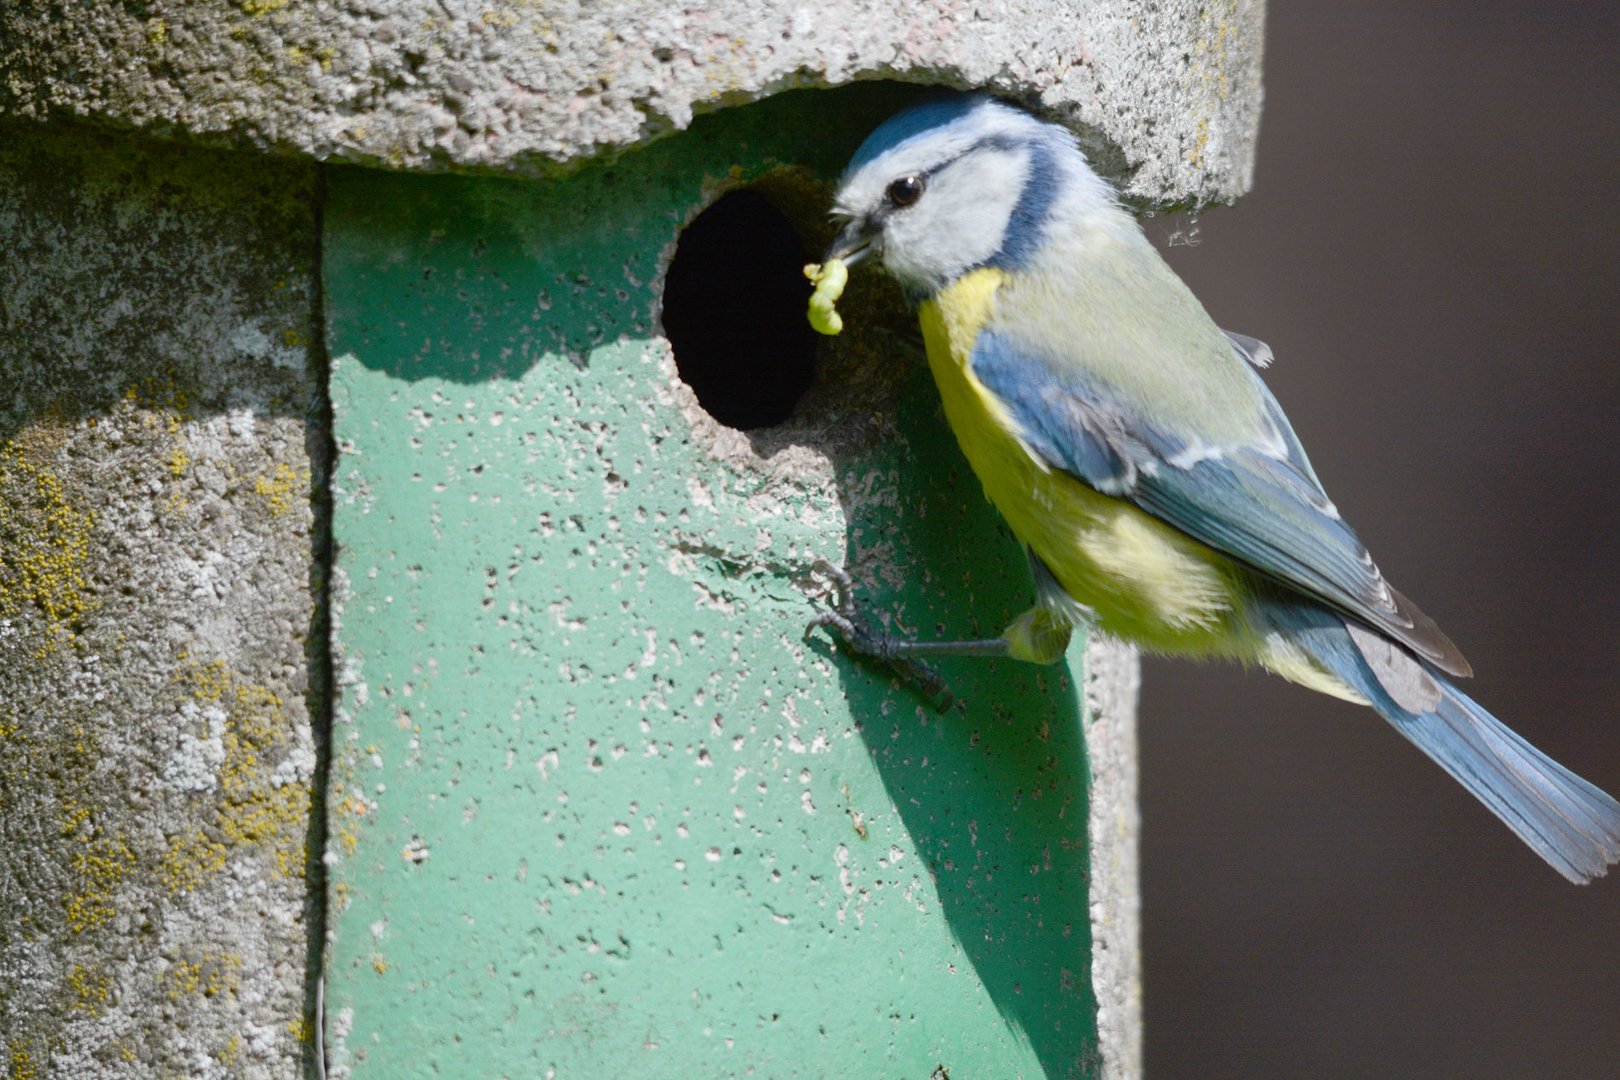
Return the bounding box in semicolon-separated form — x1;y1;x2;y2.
971;327;1471;676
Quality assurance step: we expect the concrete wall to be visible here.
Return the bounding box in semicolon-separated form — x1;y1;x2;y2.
0;0;1263;204
1;3;1266;1077
0;125;323;1079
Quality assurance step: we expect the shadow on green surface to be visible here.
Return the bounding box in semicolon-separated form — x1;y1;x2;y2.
324;82;937;387
811;355;1102;1079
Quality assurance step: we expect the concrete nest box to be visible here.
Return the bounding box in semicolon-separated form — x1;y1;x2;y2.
2;3;1263;1078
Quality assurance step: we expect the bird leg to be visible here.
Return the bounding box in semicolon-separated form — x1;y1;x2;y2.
806;560;1032;711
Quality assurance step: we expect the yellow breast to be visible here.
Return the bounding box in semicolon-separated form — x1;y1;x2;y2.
917;270;1245;656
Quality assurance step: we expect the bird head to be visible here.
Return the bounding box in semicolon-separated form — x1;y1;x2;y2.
826;93;1120;299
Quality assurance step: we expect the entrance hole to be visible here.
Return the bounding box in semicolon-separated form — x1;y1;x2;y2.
661;189;818;430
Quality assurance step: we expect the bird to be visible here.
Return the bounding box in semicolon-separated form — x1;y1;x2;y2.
806;91;1620;883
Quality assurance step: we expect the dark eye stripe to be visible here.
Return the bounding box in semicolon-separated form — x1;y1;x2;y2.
892;133;1027;197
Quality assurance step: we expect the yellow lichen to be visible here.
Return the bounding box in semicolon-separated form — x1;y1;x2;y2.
334;792;371;856
8;1042;37;1080
186;657;230;701
224;780;312;878
160;828;229;893
285;42;337;72
0;439;97;648
1185;0;1240;168
64;830;134;935
123;371;191;418
1189;116;1212;170
253;463;308;518
117;370;200;519
163;953;241;1002
162;661;312;891
67;964;111;1012
163;960;199;1000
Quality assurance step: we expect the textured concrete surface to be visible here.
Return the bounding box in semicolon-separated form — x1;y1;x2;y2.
322;85;1132;1078
0;0;1265;204
1082;637;1142;1080
0;123;322;1079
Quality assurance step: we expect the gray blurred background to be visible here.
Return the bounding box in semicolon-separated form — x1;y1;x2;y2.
1144;3;1620;1077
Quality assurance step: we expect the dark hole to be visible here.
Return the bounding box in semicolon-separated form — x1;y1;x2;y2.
661;189;818;430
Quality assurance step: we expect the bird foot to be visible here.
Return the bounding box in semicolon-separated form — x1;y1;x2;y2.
805;560;957;712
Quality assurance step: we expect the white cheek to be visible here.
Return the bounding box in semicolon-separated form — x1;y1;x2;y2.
883;149;1029;288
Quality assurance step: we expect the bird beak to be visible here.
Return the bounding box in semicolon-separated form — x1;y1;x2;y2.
826;221;877;267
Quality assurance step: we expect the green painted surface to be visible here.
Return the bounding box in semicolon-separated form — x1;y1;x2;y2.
325;86;1101;1079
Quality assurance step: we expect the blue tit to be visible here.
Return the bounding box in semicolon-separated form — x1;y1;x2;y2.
808;92;1620;883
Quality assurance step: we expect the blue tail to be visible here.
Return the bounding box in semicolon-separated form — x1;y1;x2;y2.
1265;600;1620;883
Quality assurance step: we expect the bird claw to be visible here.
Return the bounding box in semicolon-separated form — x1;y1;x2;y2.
805;559;957;712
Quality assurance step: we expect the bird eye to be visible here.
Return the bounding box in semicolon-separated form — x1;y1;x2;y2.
885;176;924;208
